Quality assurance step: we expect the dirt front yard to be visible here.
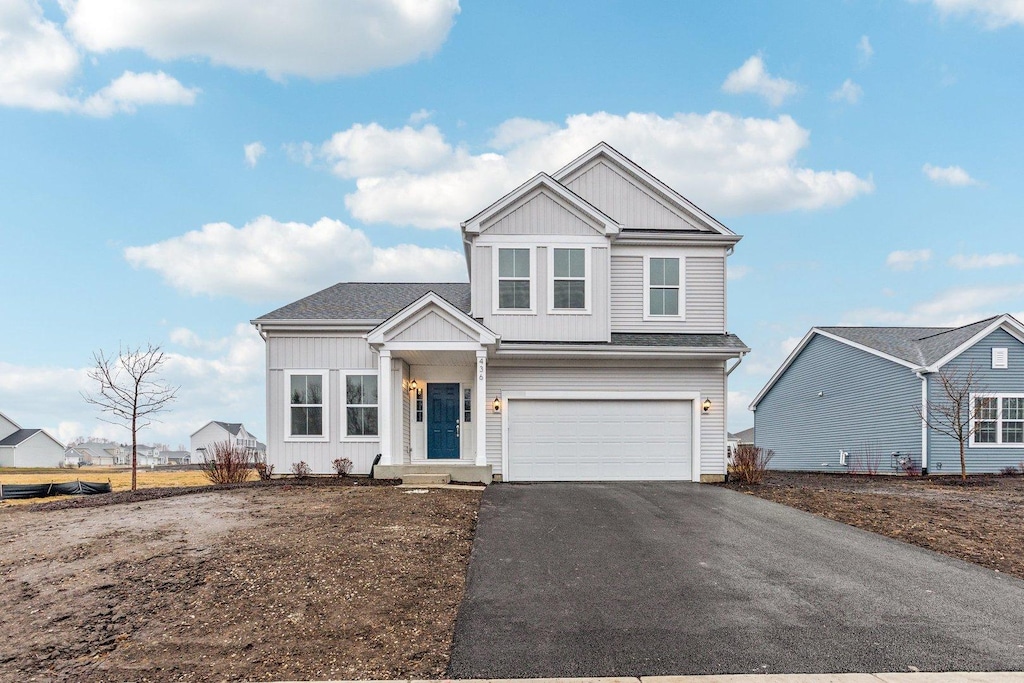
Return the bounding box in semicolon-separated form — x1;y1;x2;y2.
0;481;481;682
723;472;1024;580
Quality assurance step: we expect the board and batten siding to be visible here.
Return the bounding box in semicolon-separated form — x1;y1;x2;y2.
562;159;692;229
391;311;477;343
927;328;1024;474
755;334;922;472
484;359;727;478
473;244;610;342
267;334;380;475
610;249;726;334
480;189;602;236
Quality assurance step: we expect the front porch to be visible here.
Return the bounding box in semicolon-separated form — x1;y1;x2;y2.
373;462;493;484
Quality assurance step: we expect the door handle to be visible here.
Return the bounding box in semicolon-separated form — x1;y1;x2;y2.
455;422;460;437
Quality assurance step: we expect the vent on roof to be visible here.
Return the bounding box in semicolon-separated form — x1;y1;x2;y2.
992;347;1008;369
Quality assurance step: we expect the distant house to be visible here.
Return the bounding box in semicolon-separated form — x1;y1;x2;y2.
69;441;128;467
0;412;65;468
750;314;1024;475
727;427;754;462
190;421;265;464
160;450;191;465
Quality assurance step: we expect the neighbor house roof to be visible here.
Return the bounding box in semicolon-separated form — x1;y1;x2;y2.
254;282;472;323
0;429;41;446
729;427;754;443
213;421;243;436
750;313;1024;410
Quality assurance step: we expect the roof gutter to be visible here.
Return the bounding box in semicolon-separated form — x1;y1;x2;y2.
726;350;746;375
495;345;749;360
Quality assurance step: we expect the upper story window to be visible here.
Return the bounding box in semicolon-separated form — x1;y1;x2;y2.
345;374;378;438
551;248;586;310
971;394;1024;446
646;256;683;319
497;248;532;311
288;371;327;440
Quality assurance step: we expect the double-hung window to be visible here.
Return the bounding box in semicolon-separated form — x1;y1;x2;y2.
971;394;1024;446
552;247;586;310
647;256;682;318
346;375;378;437
288;372;326;440
497;248;531;310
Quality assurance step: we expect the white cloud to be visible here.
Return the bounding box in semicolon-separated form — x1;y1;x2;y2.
408;108;433;124
80;70;199;116
307;112;873;229
949;252;1022;269
830;79;863;104
923;163;979;186
124;215;467;301
721;55;800;107
921;0;1024;28
843;284;1024;327
244;141;266;168
727;264;752;281
0;0;198;116
63;0;461;80
858;35;874;63
0;324;267;449
886;248;933;271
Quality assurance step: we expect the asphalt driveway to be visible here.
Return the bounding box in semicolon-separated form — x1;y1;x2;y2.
448;482;1024;677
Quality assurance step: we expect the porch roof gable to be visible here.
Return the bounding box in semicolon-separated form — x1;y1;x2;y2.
367;291;498;347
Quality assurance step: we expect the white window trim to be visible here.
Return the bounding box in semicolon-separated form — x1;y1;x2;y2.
492;246;536;315
546;245;592;315
642;253;686;321
969;392;1024;448
341;371;380;442
284;369;329;443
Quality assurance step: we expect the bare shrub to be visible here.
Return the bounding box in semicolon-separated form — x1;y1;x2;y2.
732;445;774;484
848;443;882;475
1001;465;1019;476
199;440;253;485
254;454;275;481
332;457;353;477
290;461;311;478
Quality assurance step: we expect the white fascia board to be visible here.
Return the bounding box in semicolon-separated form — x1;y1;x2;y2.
614;232;742;247
461;173;620;236
495;345;746;360
926;315;1024;372
748;328;921;410
367;291;497;345
552;142;735;236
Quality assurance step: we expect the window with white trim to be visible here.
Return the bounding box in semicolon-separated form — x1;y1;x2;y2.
345;375;378;437
497;248;531;310
972;394;1024;446
289;372;326;439
648;257;680;316
552;248;586;309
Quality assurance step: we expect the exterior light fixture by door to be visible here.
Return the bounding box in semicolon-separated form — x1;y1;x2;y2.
409;379;418;392
702;398;712;413
493;395;501;412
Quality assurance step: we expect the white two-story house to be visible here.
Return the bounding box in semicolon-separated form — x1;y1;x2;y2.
252;143;748;483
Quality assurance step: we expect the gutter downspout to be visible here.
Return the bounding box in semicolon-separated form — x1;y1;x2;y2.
916;370;928;475
726;350;746;376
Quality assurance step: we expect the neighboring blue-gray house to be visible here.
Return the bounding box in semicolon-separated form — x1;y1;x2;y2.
750;314;1024;475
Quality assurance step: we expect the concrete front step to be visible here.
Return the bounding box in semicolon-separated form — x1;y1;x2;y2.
400;473;451;485
374;463;493;484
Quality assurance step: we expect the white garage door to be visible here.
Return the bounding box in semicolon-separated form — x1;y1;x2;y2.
506;398;693;481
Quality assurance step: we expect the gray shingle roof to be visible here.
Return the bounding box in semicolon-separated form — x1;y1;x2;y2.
255;282;472;322
0;429;41;446
819;315;1001;366
213;421;243;436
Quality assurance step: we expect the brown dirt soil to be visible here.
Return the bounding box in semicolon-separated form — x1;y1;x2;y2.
0;481;481;682
721;471;1024;579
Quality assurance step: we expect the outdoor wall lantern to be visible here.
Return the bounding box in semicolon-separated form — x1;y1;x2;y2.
409;379;418;392
493;395;502;412
702;398;712;413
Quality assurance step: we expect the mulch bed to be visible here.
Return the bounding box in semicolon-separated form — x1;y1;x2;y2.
721;471;1024;579
0;484;481;681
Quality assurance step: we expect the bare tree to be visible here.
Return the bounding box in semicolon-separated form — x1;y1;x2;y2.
83;344;178;490
915;366;983;481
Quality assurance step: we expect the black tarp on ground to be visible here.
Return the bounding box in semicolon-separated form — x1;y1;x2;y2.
0;480;112;500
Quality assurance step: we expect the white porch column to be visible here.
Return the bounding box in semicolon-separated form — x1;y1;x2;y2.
475;350;488;467
378;350;393;465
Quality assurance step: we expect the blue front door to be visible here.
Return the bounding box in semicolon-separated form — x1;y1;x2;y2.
427;383;461;459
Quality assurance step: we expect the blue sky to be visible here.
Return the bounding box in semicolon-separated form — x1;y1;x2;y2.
1;0;1022;448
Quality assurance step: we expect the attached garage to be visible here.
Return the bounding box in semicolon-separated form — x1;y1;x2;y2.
502;392;700;481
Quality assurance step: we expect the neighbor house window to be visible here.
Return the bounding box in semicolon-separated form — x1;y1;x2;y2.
971;394;1024;446
289;372;326;439
345;375;378;437
497;248;531;310
552;248;586;310
647;257;682;317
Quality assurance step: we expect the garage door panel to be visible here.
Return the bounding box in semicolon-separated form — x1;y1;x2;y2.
507;398;692;481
